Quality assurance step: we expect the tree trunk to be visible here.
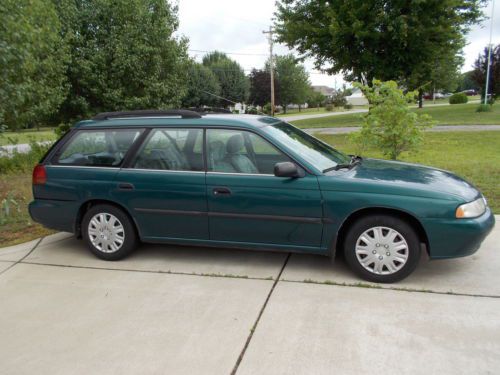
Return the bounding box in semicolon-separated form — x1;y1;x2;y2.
283;104;287;114
418;89;423;109
298;104;301;112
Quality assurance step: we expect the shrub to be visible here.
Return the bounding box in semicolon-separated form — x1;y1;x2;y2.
245;107;258;115
449;93;468;104
0;141;52;174
325;104;334;111
476;104;492;112
263;103;272;115
351;80;435;160
343;103;353;110
330;91;347;107
54;123;71;137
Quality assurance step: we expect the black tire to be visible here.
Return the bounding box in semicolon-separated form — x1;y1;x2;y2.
81;204;138;261
343;214;421;283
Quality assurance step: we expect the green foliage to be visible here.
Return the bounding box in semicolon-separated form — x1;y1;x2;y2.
275;0;484;92
351;80;435;160
476;104;492;113
249;69;279;107
54;123;71;138
182;62;221;108
306;89;326;108
472;44;500;100
263;103;273;115
330;91;347;107
325;104;334;112
273;55;310;113
203;51;249;105
0;0;69;130
449;93;468;104
54;0;189;122
456;70;480;92
245;107;259;115
344;103;353;110
0;193;20;225
0;141;51;174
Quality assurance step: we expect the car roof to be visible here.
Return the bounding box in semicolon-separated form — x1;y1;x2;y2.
74;114;282;130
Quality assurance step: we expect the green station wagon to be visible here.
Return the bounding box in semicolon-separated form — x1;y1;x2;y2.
29;110;495;283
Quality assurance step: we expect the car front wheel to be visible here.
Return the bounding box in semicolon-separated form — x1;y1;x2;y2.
344;214;421;283
82;204;138;260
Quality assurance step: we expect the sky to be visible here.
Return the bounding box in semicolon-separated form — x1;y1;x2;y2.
176;0;500;88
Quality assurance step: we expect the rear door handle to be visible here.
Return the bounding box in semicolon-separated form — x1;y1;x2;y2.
118;182;134;190
213;187;231;196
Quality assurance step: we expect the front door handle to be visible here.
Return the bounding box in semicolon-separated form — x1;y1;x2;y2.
213;187;231;196
118;182;135;190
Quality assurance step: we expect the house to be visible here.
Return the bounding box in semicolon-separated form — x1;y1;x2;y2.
311;85;335;98
346;88;368;106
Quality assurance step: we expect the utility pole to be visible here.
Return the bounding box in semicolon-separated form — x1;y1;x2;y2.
263;26;275;116
484;0;495;105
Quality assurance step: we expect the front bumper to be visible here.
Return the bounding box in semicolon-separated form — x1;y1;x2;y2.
421;208;495;259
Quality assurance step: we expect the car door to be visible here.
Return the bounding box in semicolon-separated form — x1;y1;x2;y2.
206;128;323;249
114;127;209;241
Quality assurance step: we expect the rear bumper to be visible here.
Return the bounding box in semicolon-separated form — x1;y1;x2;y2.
421;208;495;259
29;199;78;233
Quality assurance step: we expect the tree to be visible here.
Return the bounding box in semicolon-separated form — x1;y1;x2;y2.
351;81;434;160
275;0;485;107
472;44;500;100
0;0;68;130
456;71;480;92
273;55;310;113
53;0;189;122
203;51;249;106
249;69;279;107
306;89;326;109
182;62;221;108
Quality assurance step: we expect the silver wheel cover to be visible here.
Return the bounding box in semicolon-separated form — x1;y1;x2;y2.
88;213;125;253
355;226;409;275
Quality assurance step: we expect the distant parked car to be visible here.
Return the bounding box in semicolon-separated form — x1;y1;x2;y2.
461;89;478;96
29;110;495;283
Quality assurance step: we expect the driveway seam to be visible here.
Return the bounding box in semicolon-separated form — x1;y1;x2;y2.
0;238;44;277
280;278;500;299
17;260;500;299
230;253;291;375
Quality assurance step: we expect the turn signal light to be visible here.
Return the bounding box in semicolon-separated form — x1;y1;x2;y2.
32;164;47;185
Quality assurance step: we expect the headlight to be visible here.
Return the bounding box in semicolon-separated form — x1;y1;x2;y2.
456;197;487;218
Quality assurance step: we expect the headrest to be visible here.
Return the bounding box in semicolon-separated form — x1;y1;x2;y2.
209;140;226;161
226;134;244;154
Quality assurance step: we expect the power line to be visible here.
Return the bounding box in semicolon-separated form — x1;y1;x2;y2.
189;49;268;57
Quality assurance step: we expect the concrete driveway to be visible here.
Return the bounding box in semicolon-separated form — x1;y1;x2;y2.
0;218;499;375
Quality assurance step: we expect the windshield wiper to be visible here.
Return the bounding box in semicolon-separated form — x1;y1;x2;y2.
322;155;363;173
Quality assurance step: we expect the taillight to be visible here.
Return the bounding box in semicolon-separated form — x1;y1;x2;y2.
32;164;47;185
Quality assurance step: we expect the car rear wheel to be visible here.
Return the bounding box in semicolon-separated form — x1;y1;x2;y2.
82;204;138;260
344;214;421;283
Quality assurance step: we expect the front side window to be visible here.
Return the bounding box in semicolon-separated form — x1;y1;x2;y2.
57;129;141;166
207;129;290;174
133;128;203;171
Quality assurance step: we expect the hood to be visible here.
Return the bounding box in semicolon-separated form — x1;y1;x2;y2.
325;158;480;201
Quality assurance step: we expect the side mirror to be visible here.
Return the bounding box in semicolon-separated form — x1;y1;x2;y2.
274;162;304;178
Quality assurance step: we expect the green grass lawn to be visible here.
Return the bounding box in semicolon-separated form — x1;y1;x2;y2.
0;129;56;146
316;131;500;213
291;103;500;128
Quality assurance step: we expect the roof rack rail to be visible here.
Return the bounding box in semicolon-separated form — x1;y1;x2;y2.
92;109;202;120
188;107;233;114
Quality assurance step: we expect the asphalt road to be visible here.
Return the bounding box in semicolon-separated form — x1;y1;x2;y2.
0;218;499;374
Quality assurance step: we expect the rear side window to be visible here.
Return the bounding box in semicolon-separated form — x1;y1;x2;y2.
133;128;204;171
56;129;142;167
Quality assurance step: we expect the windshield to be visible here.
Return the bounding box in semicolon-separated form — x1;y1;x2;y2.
266;122;350;172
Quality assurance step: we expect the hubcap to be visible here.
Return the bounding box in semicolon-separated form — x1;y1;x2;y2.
88;213;125;253
355;226;409;275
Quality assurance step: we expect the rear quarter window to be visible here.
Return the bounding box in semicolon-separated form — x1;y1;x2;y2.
56;129;142;167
